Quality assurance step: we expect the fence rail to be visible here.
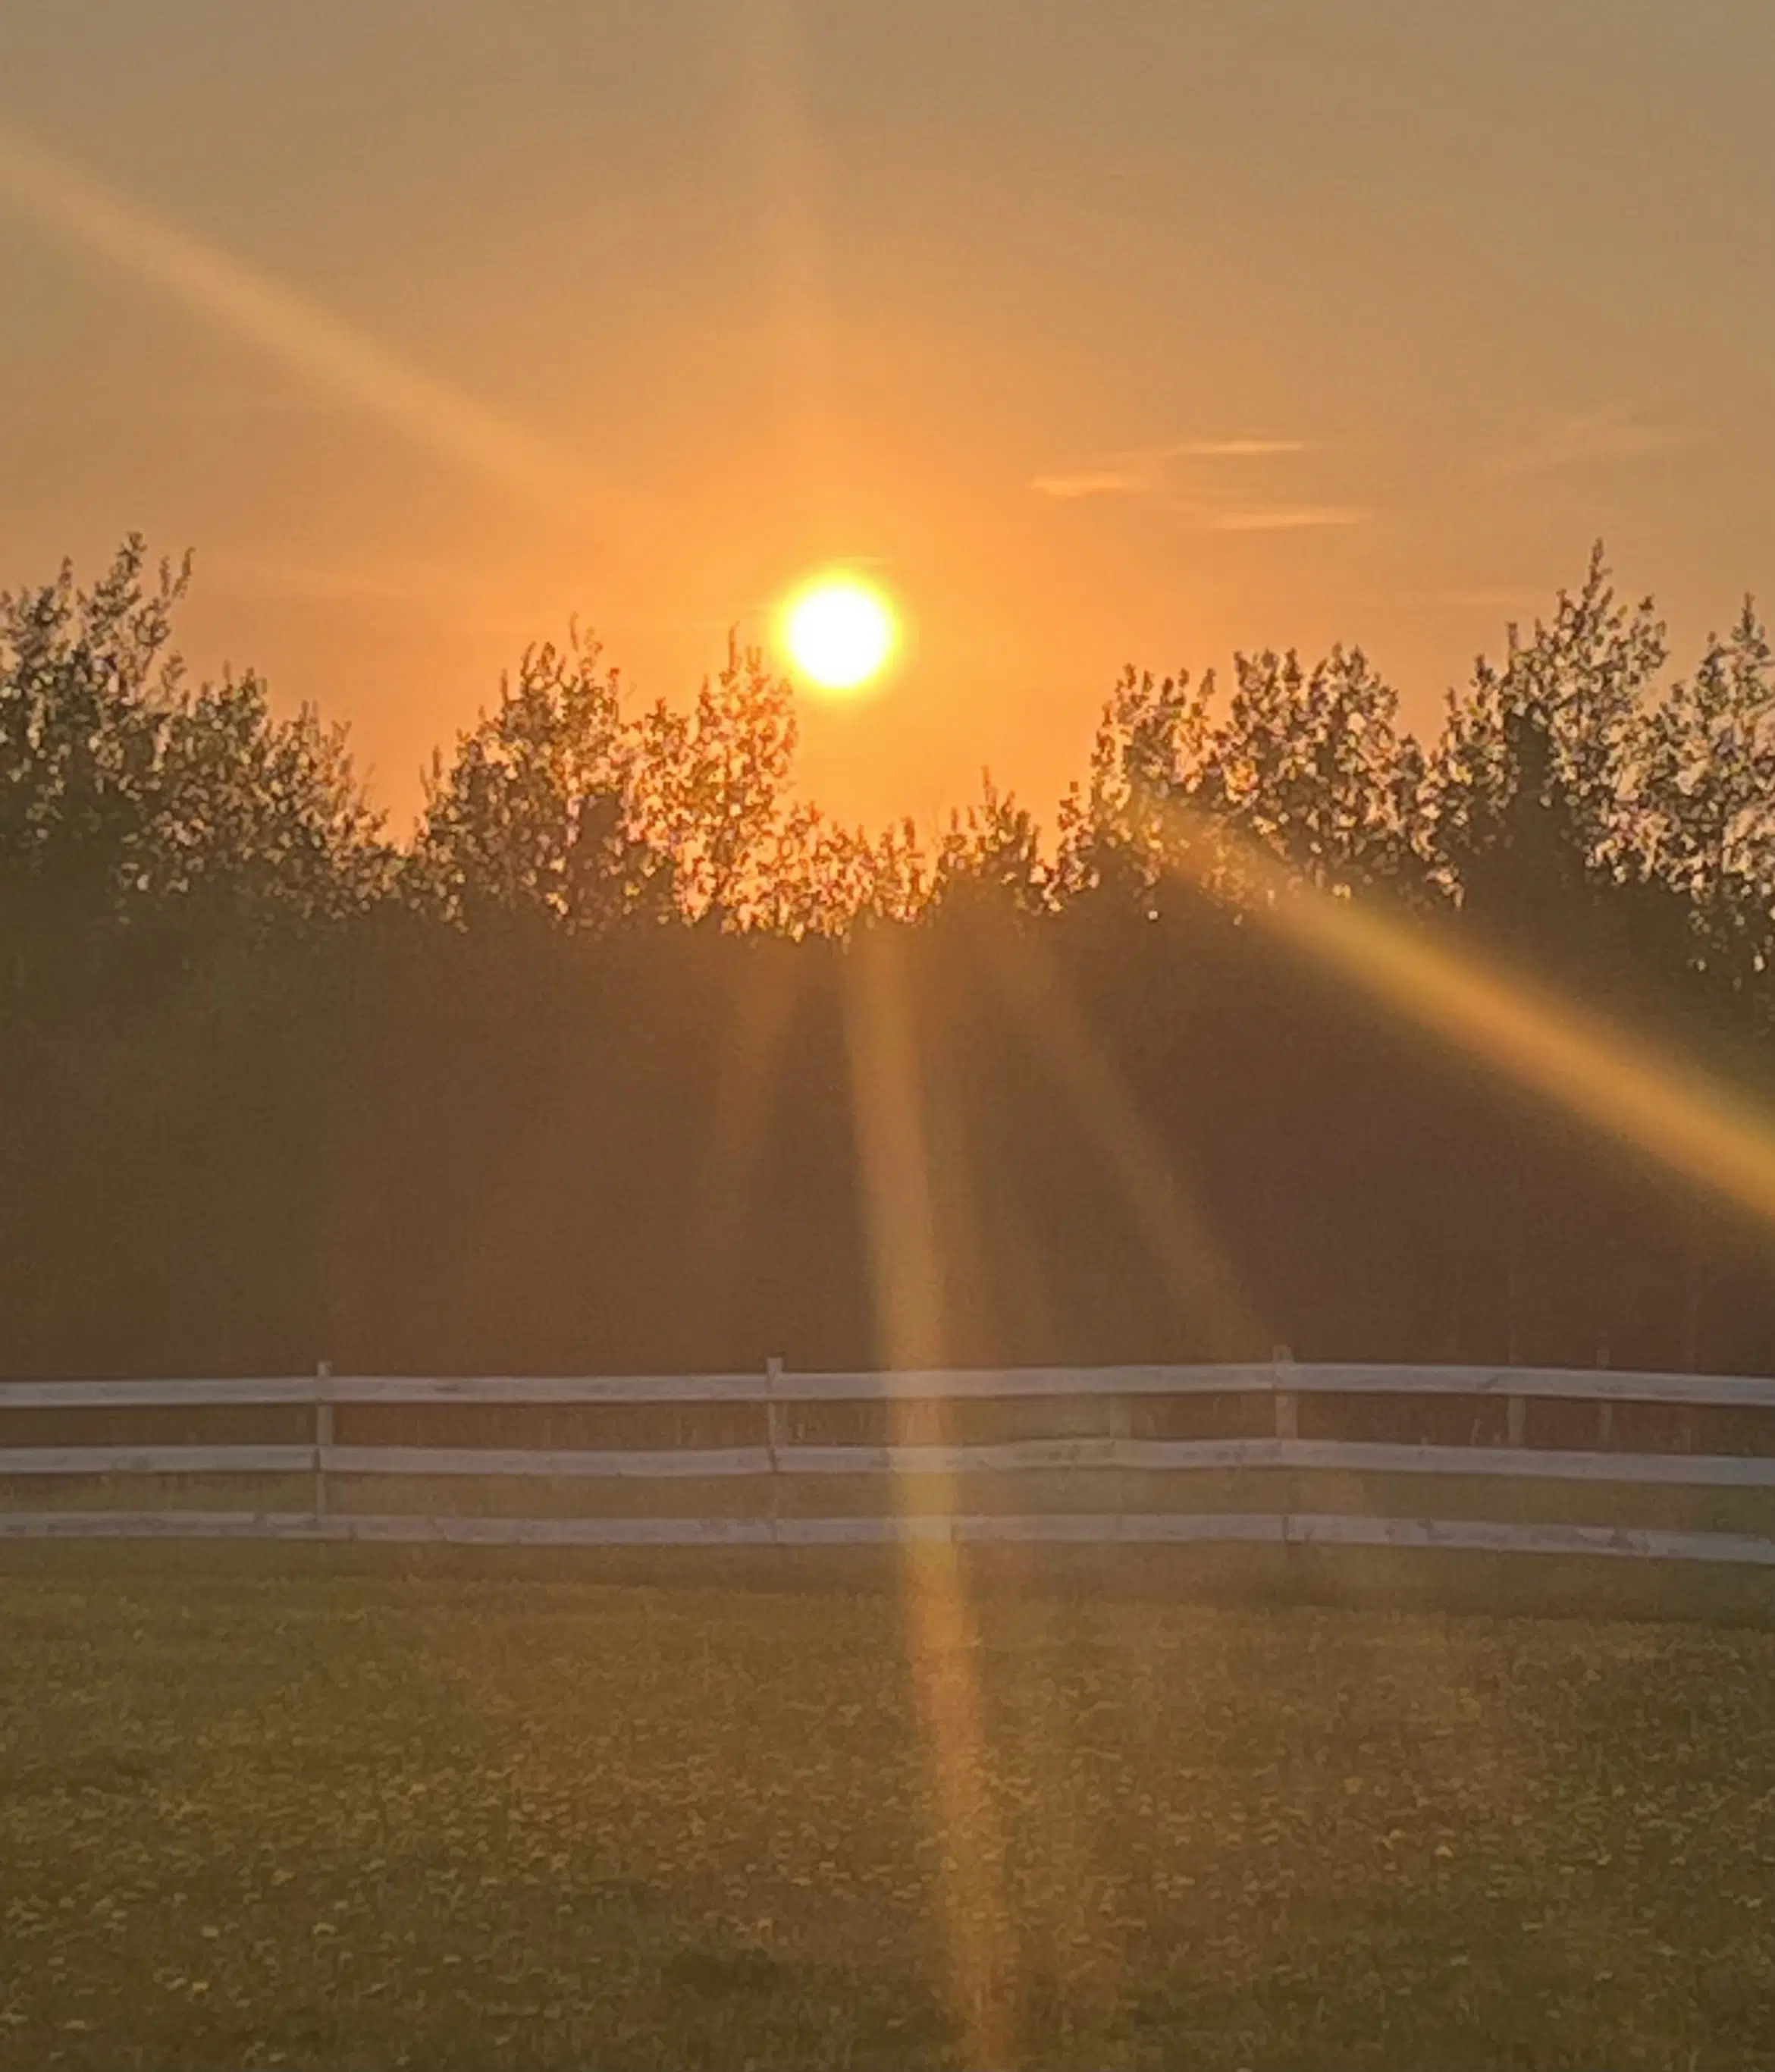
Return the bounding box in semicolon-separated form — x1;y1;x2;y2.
12;1363;1775;1408
6;1361;1775;1567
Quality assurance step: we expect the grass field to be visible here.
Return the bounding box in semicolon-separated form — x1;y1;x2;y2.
5;1551;1775;2069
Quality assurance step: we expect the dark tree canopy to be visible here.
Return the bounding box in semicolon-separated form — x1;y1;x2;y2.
5;538;1773;1380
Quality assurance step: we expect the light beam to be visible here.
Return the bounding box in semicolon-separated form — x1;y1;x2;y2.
0;120;604;526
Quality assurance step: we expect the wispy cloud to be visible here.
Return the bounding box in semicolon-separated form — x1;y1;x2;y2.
1488;405;1697;479
1211;505;1368;533
1159;437;1306;460
1030;434;1306;500
1030;468;1146;501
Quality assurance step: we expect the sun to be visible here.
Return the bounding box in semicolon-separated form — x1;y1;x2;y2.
779;572;899;695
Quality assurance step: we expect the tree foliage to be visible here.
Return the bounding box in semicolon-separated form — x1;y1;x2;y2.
7;536;1775;1379
407;633;663;933
1632;599;1775;993
0;537;387;938
1423;548;1667;915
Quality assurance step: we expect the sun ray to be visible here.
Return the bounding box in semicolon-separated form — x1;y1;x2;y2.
676;948;806;1348
731;0;837;501
840;929;1017;2070
1156;807;1775;1235
0;121;607;527
978;924;1264;1359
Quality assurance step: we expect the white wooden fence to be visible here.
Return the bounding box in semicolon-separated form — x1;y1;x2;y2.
5;1361;1775;1566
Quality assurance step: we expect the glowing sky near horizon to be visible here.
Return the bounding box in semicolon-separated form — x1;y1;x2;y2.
2;1;1774;832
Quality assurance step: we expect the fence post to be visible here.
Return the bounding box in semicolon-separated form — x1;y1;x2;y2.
1272;1346;1301;1593
1272;1345;1297;1441
315;1361;333;1527
1105;1389;1132;1541
764;1357;784;1545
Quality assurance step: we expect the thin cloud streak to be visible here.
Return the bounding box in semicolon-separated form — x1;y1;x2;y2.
1488;406;1698;479
0;119;607;529
1211;505;1368;533
1030;469;1145;501
1030;434;1307;500
1160;437;1306;459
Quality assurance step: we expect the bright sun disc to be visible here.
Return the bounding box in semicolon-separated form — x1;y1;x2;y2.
780;573;898;694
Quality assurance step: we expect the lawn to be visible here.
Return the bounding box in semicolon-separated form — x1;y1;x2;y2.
4;1549;1775;2070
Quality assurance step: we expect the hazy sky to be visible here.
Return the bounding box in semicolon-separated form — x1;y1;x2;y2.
4;1;1773;830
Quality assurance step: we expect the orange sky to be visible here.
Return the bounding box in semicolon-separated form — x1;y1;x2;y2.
5;2;1775;836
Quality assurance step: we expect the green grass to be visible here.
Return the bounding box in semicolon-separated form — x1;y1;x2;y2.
5;1550;1775;2069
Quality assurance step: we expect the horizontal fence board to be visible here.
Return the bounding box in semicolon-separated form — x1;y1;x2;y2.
16;1436;1775;1488
777;1366;1278;1403
0;1445;315;1477
10;1364;1775;1410
779;1439;1775;1484
0;1509;324;1539
1140;1440;1775;1487
318;1374;768;1407
782;1440;1120;1474
5;1508;1775;1568
332;1514;776;1546
1278;1513;1775;1568
1294;1442;1775;1489
8;1364;1775;1576
0;1381;318;1410
1222;1366;1775;1408
322;1445;773;1480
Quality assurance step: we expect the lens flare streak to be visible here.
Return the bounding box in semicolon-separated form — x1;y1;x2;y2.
980;928;1262;1358
0;121;602;526
1159;814;1775;1232
841;934;1016;2070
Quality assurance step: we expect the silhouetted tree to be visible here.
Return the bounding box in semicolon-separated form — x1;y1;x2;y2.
1055;664;1208;900
2;537;387;957
5;536;1775;1383
932;774;1051;918
1633;598;1775;1004
1424;547;1664;928
1056;646;1425;910
0;539;186;925
407;633;671;933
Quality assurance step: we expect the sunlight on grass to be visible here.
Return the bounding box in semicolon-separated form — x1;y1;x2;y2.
842;934;1018;2067
8;1559;1775;2067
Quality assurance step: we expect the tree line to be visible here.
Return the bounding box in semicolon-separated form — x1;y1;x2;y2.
5;536;1774;1380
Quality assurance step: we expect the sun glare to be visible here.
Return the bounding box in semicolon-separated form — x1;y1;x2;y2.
779;572;898;695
